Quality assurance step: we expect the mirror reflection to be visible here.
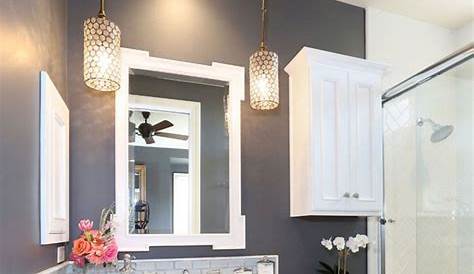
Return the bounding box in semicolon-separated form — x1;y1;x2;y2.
128;70;230;235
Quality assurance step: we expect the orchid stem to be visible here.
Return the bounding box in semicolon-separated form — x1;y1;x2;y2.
337;252;341;274
343;249;348;274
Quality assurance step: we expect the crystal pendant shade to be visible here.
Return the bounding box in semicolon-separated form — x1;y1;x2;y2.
83;16;121;92
249;48;279;110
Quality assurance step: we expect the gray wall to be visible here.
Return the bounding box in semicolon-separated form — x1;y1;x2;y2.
133;146;189;234
0;0;68;273
68;1;367;273
130;75;230;233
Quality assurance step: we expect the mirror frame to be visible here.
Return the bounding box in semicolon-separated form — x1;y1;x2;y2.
115;48;246;251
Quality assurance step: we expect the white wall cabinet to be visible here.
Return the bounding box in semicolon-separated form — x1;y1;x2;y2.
285;48;387;216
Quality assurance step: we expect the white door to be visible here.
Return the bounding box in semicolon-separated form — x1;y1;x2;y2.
347;71;383;213
310;65;351;212
173;172;192;235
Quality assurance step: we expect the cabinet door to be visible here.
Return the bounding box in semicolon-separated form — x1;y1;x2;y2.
40;71;70;244
348;71;383;213
311;64;351;213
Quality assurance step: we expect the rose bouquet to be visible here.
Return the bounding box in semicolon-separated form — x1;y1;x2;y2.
70;206;118;268
318;234;369;274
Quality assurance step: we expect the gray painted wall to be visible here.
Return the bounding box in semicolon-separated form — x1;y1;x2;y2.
133;146;189;234
130;75;230;234
67;1;367;273
0;0;68;273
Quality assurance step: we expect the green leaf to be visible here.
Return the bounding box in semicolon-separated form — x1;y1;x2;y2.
320;261;334;271
317;261;336;274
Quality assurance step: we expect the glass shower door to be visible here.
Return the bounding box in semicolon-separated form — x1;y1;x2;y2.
383;57;473;274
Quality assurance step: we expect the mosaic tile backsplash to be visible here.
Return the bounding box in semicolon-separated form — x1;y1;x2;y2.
41;255;278;274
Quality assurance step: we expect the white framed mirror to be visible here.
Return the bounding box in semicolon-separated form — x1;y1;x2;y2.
115;48;246;251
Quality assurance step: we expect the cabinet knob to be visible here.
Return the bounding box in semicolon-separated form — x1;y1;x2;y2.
379;218;396;225
343;192;350;198
352;193;360;199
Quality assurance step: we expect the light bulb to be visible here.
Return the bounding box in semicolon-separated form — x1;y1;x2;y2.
97;50;112;73
255;77;269;95
83;15;121;92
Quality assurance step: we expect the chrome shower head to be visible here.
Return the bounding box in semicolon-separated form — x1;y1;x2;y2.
430;124;454;143
416;117;454;143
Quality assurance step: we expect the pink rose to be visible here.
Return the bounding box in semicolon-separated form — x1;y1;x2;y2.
78;219;94;232
86;244;105;265
102;240;118;263
72;237;92;256
69;253;85;268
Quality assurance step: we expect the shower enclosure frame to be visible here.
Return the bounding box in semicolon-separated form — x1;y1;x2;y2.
382;43;474;103
370;42;474;274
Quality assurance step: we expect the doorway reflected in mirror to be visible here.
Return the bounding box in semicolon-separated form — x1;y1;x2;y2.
127;71;230;235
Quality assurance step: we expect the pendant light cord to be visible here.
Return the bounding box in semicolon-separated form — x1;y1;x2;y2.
98;0;106;17
260;0;267;49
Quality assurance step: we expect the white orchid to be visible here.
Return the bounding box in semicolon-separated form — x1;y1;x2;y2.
355;234;369;248
333;237;346;251
320;234;370;274
346;237;360;253
321;238;333;250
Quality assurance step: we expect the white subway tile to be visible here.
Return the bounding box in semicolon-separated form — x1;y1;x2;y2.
174;260;193;270
155;261;175;270
192;260;210;269
210;260;229;268
137;262;158;270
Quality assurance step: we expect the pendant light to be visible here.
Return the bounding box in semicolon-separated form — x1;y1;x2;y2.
249;0;279;110
83;0;121;92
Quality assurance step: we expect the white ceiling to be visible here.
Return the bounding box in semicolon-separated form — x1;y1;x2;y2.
338;0;474;29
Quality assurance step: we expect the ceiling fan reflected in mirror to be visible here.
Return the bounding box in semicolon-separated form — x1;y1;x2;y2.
129;111;189;144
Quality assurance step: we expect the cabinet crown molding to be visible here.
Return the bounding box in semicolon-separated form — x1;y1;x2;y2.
285;47;389;76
